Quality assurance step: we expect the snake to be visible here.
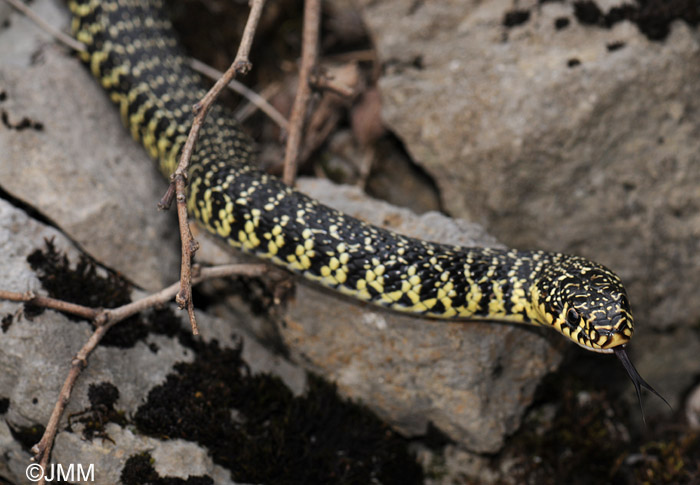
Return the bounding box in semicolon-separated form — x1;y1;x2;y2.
67;0;667;412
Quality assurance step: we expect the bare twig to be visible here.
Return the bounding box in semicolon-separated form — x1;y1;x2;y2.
103;263;267;325
0;290;97;320
189;58;288;131
235;81;283;124
19;263;267;474
32;320;114;475
2;0;86;52
282;0;321;186
163;0;266;334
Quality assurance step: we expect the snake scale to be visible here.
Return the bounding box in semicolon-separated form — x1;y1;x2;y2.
68;0;666;411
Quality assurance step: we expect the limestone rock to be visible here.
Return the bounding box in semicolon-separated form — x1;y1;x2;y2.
359;0;700;332
53;426;238;485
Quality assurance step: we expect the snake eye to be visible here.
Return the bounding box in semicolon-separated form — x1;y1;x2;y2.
566;308;580;326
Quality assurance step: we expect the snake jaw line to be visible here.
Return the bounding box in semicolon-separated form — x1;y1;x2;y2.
574;342;614;354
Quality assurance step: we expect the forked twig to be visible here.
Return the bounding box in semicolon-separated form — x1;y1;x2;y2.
160;0;266;334
0;290;97;320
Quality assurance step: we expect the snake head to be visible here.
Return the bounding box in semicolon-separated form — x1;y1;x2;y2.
532;254;670;420
532;255;634;353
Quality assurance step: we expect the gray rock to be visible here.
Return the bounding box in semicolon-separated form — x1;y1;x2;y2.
53;426;239;485
359;0;700;333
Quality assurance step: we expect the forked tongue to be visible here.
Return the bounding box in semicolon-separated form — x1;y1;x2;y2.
614;346;671;423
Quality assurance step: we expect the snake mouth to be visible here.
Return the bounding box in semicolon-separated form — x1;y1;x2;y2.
574;340;614;354
572;330;628;353
614;346;671;422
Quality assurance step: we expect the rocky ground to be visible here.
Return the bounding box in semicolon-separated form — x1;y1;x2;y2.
1;0;699;483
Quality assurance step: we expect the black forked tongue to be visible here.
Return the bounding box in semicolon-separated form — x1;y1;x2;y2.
614;346;671;424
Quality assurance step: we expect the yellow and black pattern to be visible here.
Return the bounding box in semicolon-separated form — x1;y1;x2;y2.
68;0;634;354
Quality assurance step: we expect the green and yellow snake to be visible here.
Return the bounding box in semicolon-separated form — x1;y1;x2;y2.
68;0;666;412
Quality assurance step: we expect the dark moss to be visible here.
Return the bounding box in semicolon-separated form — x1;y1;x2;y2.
1;314;12;333
88;382;120;408
0;110;43;131
606;40;626;51
146;306;199;349
121;452;214;485
24;241;198;349
506;1;697;41
121;453;159;485
69;382;127;441
554;17;570;30
8;423;45;452
0;397;9;414
574;0;699;41
26;239;148;347
506;379;631;483
134;340;422;484
631;434;700;483
503;9;531;27
26;238;131;320
495;348;700;484
573;1;604;25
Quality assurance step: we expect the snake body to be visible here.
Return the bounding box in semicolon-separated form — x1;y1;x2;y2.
68;0;636;355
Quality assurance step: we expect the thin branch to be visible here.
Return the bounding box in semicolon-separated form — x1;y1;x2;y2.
20;263;267;473
282;0;321;186
32;321;112;476
235;81;283;123
0;290;98;320
163;0;266;334
2;0;86;52
174;177;199;334
189;58;288;131
102;264;267;325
